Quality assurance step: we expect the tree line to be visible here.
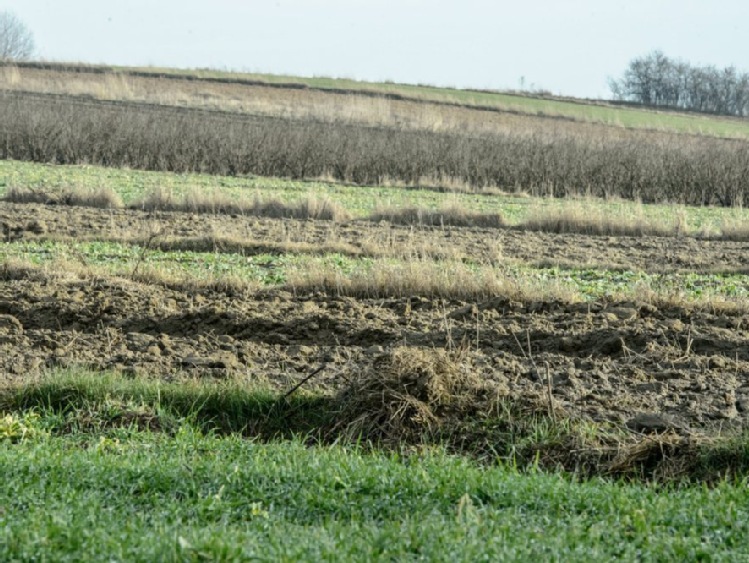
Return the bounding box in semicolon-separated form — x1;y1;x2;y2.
610;50;749;117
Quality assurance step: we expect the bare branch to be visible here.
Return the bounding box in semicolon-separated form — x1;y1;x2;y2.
0;11;35;61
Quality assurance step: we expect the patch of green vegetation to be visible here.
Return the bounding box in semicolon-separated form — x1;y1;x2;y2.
1;383;749;559
0;240;291;285
5;238;749;301
507;265;749;300
0;159;525;219
5;159;749;233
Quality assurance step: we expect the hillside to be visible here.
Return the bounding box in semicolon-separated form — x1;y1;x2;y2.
3;60;749;139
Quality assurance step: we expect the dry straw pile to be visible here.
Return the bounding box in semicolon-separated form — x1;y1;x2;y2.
331;346;482;442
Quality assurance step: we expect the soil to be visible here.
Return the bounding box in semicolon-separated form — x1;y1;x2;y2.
3;202;749;273
2;201;749;432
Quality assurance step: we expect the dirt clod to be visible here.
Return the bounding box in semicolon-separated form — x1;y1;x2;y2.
626;413;688;434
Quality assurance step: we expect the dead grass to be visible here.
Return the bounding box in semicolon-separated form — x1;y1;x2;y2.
331;346;482;442
286;257;581;302
519;203;687;238
152;236;361;258
130;188;351;222
326;345;733;481
716;217;749;241
4;186;123;209
0;63;635;138
368;204;505;228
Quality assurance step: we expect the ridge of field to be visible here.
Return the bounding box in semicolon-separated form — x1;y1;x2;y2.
4;239;749;302
3;61;749;139
4;159;749;236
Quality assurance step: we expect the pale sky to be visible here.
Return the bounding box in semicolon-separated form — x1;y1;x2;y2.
0;0;747;98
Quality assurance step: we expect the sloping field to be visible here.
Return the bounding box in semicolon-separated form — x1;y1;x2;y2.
3;61;749;138
2;90;749;206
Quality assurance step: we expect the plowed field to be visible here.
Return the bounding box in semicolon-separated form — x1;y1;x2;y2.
3;201;749;432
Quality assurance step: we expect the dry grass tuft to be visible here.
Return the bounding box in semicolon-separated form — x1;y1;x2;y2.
519;204;682;238
0;257;43;281
288;258;580;302
369;204;504;228
252;195;351;222
130;188;351;222
4;186;123;209
331;346;480;442
717;217;749;241
607;432;699;478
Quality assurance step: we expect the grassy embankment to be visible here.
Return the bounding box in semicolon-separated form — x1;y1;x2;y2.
2;372;749;559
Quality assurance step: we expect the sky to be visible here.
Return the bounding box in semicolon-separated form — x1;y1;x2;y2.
0;0;747;99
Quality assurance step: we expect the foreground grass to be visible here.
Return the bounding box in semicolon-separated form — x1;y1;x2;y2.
2;372;749;560
5;159;749;233
3;432;749;560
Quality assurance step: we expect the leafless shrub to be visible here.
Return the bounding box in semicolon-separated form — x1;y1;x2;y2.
3;91;749;206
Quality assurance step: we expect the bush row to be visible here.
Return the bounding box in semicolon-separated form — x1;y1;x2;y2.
2;92;749;206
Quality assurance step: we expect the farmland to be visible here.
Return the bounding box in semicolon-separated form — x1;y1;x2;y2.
3;63;749;558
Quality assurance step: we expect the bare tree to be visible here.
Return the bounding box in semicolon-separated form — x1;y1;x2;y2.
611;51;749;117
0;11;34;61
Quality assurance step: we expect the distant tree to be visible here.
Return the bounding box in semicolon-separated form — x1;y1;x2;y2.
0;11;34;61
610;51;749;117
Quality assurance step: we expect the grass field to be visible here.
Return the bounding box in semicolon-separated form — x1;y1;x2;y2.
4;158;749;235
2;373;749;560
2;424;748;560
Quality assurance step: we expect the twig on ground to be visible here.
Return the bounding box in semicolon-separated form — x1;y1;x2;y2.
281;364;327;400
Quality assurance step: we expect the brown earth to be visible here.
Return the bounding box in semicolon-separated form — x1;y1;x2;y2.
2;201;749;433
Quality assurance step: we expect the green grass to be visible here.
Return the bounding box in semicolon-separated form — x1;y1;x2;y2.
1;372;749;559
119;64;749;139
5;159;749;233
0;240;292;285
3;435;748;561
0;159;530;219
0;408;748;559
